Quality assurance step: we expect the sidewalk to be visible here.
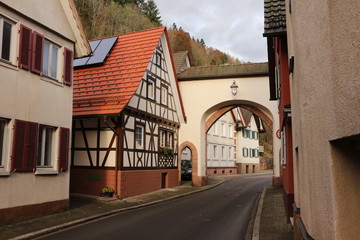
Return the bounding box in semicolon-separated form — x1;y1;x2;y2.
0;175;293;240
255;187;294;240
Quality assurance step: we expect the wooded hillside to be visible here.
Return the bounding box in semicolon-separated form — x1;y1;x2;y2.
74;0;241;66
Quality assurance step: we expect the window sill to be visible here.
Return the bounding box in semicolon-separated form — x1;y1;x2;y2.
0;171;10;177
0;59;18;71
35;169;58;175
40;76;63;87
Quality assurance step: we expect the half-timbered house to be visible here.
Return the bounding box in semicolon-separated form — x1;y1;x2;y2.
71;27;186;198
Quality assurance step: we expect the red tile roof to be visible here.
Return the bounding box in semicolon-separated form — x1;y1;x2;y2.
73;27;166;116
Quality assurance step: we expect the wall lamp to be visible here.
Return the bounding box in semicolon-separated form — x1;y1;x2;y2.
230;80;238;96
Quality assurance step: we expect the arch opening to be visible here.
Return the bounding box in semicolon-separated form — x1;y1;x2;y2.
204;103;274;178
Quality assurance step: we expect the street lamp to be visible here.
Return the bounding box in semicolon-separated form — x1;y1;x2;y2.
230;80;238;96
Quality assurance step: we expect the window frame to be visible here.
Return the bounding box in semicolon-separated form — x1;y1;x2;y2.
147;75;156;100
37;125;56;168
246;129;251;138
213;145;217;159
168;132;174;149
160;84;168;105
228;147;232;160
228;124;233;138
42;39;60;80
221;122;226;137
155;51;162;68
242;147;249;157
135;123;145;150
159;129;166;148
0;118;9;168
158;128;175;150
0;17;13;62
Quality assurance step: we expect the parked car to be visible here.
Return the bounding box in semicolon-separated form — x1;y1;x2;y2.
181;160;192;180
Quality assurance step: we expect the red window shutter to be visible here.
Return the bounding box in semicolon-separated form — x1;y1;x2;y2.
58;127;70;171
19;25;32;70
31;31;44;74
11;120;38;172
63;48;73;86
11;120;26;171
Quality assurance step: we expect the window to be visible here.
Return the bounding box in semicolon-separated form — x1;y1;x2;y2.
161;85;168;105
228;124;233;138
221;146;225;159
160;130;166;148
250;148;257;158
213;145;217;159
147;75;155;100
212;122;217;135
242;147;248;157
37;126;55;167
0;18;12;61
159;128;175;150
168;132;174;149
155;51;162;67
43;40;59;79
18;24;73;85
135;124;144;149
246;129;251;138
221;122;226;136
229;147;232;159
0;119;7;167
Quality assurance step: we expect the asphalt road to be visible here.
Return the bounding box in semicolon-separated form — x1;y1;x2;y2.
40;174;271;240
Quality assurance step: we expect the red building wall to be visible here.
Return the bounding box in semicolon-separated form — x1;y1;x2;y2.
70;168;179;198
275;36;294;221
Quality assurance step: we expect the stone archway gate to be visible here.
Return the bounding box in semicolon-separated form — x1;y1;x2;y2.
176;63;280;186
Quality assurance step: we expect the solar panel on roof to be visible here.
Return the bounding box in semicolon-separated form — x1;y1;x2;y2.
74;37;117;68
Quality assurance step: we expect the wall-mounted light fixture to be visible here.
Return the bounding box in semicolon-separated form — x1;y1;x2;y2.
230;80;238;96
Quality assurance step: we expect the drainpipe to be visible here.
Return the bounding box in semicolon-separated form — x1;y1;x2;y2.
103;116;120;198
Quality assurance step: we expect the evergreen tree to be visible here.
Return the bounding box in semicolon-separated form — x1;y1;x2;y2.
142;0;161;26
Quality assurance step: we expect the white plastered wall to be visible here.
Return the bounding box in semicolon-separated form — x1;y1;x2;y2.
0;1;77;209
178;76;279;178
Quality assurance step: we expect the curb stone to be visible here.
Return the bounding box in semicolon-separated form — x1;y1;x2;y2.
252;187;267;240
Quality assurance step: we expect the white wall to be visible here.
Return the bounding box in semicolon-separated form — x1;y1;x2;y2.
178;75;279;178
207;111;235;167
0;1;75;209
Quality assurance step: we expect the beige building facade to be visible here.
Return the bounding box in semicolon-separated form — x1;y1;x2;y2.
284;0;360;239
177;63;280;186
0;0;90;224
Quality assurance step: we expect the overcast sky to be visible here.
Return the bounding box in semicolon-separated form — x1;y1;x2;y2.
155;0;267;63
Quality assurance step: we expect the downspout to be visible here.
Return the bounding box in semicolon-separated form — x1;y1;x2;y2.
103;116;120;198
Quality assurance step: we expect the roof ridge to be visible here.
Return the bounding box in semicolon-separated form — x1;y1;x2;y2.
185;62;268;70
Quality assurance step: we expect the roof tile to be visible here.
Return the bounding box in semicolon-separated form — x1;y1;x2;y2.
263;0;286;36
177;62;268;80
74;27;165;116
